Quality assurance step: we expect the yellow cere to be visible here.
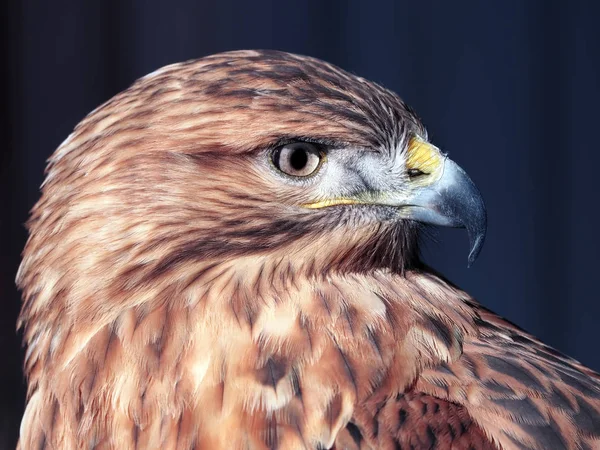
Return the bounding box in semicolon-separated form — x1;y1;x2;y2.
406;137;442;175
302;198;361;209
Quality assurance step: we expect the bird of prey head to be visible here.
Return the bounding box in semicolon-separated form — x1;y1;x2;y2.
16;50;600;450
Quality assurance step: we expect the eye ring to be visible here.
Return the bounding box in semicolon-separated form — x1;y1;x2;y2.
271;142;325;177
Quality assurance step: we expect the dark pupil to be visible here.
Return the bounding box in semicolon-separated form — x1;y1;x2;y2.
289;148;309;171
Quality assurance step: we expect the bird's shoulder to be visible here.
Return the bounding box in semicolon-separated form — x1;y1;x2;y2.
340;271;600;450
411;299;600;450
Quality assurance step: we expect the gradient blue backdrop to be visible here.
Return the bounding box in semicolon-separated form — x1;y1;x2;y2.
2;1;599;448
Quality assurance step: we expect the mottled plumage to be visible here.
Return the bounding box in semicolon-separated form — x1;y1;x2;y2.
16;50;600;450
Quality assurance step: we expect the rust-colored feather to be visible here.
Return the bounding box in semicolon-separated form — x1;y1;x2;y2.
415;302;600;449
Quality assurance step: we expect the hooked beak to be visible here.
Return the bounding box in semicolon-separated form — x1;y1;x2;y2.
399;155;487;267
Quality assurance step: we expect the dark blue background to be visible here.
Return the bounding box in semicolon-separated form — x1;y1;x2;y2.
2;1;599;448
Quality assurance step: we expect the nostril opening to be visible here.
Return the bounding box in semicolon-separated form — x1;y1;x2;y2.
408;168;427;178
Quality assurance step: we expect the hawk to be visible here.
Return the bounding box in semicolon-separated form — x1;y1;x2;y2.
17;50;600;450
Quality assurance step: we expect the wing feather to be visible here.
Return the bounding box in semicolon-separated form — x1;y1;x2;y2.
415;302;600;450
340;391;497;449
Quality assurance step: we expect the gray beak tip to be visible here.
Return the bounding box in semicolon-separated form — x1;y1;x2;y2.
465;197;487;267
467;232;486;268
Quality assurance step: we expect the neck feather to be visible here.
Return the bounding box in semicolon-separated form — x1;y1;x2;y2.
18;266;476;449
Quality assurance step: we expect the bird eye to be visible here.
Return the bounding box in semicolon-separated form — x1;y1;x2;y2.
271;142;324;177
